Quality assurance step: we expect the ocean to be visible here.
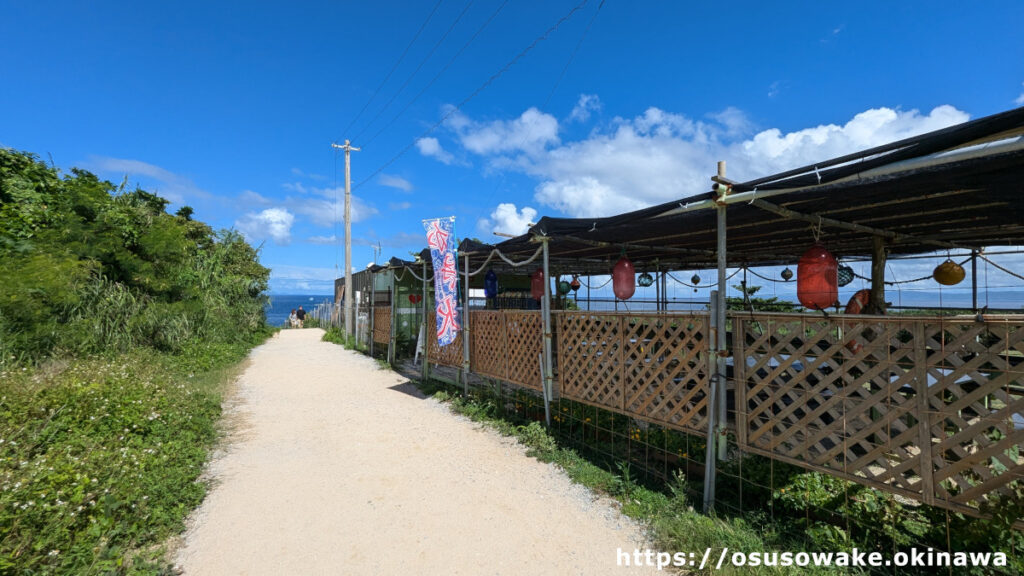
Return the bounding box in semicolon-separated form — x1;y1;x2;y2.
265;294;334;327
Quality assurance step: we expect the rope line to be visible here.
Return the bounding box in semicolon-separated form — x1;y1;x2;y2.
977;253;1024;281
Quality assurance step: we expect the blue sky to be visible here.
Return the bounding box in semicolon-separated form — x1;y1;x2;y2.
2;1;1023;296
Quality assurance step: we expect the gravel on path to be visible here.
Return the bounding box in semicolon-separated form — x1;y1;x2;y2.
175;328;659;575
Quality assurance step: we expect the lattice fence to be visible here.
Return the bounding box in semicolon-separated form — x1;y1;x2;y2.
426;311;463;367
470;310;506;380
557;312;710;435
468;310;543;390
733;312;1024;518
372;307;391;344
504;311;543;390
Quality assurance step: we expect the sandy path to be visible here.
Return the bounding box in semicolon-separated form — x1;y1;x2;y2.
175;329;657;575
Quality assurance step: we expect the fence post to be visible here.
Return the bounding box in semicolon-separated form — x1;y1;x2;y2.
463;253;471;395
914;321;936;506
422;260;430;382
370;270;376;357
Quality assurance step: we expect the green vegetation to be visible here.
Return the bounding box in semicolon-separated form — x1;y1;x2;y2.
1;149;272;573
321;327;367;353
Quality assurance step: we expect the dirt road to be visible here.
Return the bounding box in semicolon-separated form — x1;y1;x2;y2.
176;328;657;575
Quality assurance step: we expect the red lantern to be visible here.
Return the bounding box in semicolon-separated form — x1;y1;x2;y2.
797;243;838;310
612;256;636;300
530;268;545;301
408;294;422;304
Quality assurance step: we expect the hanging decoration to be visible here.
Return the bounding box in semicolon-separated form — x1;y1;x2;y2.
613;256;636;300
530;268;545;301
837;264;855;287
570;275;581;293
557;279;571;295
637;272;654;287
691;273;701;285
933;259;966;285
484;269;498;299
408;294;422;304
781;267;794;281
797;243;838;310
423;217;460;346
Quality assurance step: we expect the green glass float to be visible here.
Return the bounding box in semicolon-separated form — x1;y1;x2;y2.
837;264;855;287
557;280;572;295
637;272;654;287
781;267;794;281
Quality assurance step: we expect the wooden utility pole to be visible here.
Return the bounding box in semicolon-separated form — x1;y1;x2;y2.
332;140;360;338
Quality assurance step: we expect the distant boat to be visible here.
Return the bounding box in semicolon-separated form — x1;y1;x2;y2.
309;297;314;301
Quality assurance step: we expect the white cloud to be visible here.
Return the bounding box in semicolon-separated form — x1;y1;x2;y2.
450;104;969;218
1015;82;1024;105
379;174;413;192
307;234;338;245
238;190;273;206
448;107;559;156
737;105;969;177
388;201;411;211
85;156;209;204
416;137;454;164
477;203;537;236
235;208;294;245
570;94;601;122
291;195;378;228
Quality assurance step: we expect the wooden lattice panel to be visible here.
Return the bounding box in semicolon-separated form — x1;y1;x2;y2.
622;314;710;435
734;312;1024;518
923;319;1024;511
558;312;625;411
470;310;507;381
504;311;543;390
372;307;391;344
426;311;464;367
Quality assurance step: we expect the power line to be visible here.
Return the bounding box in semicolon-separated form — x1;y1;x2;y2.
354;0;477;143
363;0;510;148
338;0;445;140
354;0;592;191
544;0;604;108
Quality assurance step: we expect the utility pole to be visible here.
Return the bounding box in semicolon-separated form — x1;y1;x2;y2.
332;139;360;338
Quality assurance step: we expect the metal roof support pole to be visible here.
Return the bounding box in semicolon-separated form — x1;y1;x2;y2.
705;161;730;513
972;250;978;313
389;272;397;365
869;236;887;314
422;261;430;382
541;237;553;427
463;253;471;396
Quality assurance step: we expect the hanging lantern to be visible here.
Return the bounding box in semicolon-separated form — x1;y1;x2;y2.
570;275;581;292
612;256;636;300
530;268;545;301
781;267;794;281
837;264;854;287
933;259;966;286
797;244;838;310
408;294;422;304
638;272;654;287
557;280;571;295
484;269;498;298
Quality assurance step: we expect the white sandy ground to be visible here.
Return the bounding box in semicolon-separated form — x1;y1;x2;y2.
175;329;661;575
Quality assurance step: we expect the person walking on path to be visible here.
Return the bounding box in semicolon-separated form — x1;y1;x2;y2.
295;306;306;328
288;309;298;328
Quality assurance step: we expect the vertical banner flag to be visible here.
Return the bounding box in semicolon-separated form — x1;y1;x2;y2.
423;217;460;346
